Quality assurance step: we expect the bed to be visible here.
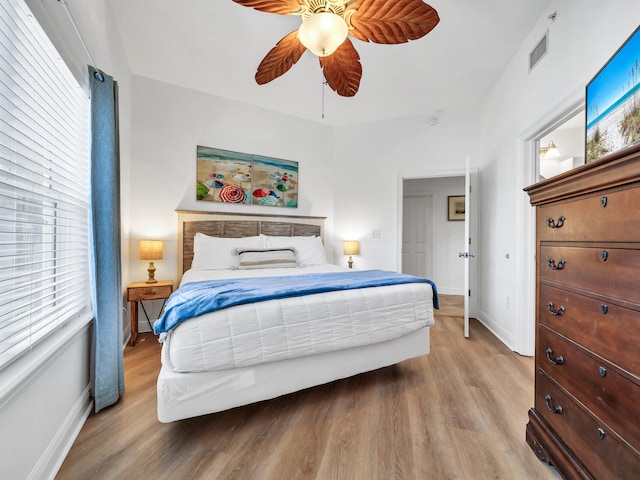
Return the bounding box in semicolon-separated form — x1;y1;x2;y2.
155;211;438;423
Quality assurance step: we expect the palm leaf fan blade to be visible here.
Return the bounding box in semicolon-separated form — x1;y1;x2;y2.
232;0;304;15
255;30;307;85
347;0;439;44
319;39;362;97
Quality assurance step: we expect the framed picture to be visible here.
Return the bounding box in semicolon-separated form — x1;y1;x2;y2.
196;146;298;208
585;24;640;163
251;155;298;208
448;195;465;221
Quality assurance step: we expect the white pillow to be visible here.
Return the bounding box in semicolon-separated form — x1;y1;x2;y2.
191;233;264;270
264;235;327;266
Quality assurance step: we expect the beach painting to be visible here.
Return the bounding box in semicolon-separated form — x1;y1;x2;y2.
251;155;298;208
196;146;252;204
586;25;640;162
196;146;298;208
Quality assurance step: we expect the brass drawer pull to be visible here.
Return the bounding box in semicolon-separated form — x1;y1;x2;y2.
547;258;565;270
598;428;606;440
545;395;563;414
547;302;565;316
545;348;565;365
600;250;608;262
599;366;607;377
601;304;608;315
547;216;565;228
601;196;608;207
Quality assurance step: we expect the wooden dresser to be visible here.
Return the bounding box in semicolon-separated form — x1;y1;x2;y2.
524;144;640;479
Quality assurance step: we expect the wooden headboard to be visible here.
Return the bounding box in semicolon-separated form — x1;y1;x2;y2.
176;210;326;281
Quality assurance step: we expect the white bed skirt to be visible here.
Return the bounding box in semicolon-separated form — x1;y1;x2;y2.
157;326;431;422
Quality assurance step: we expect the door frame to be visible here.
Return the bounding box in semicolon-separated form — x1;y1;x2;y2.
515;97;584;355
397;167;478;318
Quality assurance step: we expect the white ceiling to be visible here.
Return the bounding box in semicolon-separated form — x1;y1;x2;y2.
108;0;552;126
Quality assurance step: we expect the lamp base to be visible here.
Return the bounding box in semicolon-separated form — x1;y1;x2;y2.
348;256;353;269
146;261;158;283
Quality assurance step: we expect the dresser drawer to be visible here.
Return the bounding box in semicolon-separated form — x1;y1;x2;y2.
536;370;640;479
539;284;640;379
537;186;640;242
540;246;640;303
538;327;640;451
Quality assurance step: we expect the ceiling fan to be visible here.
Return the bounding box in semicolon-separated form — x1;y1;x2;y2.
232;0;440;97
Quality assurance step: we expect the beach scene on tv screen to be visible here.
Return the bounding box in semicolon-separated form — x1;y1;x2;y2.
586;26;640;162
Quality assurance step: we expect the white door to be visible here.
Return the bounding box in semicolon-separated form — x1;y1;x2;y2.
460;157;478;337
402;195;434;278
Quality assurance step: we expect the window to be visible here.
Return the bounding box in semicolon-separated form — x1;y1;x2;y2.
0;0;91;368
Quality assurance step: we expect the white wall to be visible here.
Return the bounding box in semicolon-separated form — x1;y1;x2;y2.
403;176;466;294
128;75;336;300
331;111;481;272
478;0;640;353
0;1;133;479
127;83;481;322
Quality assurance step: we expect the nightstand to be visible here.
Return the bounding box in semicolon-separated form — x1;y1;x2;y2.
127;280;174;346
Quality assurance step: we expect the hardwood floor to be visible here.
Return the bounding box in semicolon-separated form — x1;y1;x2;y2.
56;295;559;479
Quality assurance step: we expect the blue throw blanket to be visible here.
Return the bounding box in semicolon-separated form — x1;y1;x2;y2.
153;270;438;335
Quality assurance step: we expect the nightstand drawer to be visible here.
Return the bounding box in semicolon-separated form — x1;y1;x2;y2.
128;284;173;301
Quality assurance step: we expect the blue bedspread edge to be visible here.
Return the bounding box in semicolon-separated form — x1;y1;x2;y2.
153;269;439;335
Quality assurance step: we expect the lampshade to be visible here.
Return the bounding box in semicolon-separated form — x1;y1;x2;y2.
298;12;348;57
140;240;163;283
140;240;163;260
343;240;360;256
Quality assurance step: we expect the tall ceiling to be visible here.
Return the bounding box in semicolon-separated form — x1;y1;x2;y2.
108;0;552;126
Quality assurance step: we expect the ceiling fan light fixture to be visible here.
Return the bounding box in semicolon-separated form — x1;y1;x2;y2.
236;0;439;97
298;12;348;57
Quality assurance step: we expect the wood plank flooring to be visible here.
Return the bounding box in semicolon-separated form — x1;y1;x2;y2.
56;295;559;479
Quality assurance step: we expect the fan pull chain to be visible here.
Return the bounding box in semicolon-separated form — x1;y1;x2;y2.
321;78;327;119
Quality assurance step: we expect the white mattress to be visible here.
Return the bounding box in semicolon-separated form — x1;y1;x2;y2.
161;265;435;373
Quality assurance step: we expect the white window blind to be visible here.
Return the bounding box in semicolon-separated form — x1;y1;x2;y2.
0;0;91;369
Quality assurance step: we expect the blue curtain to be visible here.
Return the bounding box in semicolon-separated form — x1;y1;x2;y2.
89;66;124;412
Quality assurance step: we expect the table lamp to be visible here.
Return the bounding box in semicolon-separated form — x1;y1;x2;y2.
140;239;163;283
343;240;359;269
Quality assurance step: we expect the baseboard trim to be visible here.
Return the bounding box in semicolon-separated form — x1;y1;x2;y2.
476;309;516;352
438;288;465;295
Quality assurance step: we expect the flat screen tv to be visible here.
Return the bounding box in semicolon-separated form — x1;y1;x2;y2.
586;24;640;162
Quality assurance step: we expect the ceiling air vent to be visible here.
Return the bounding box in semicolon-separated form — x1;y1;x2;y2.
529;31;548;72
